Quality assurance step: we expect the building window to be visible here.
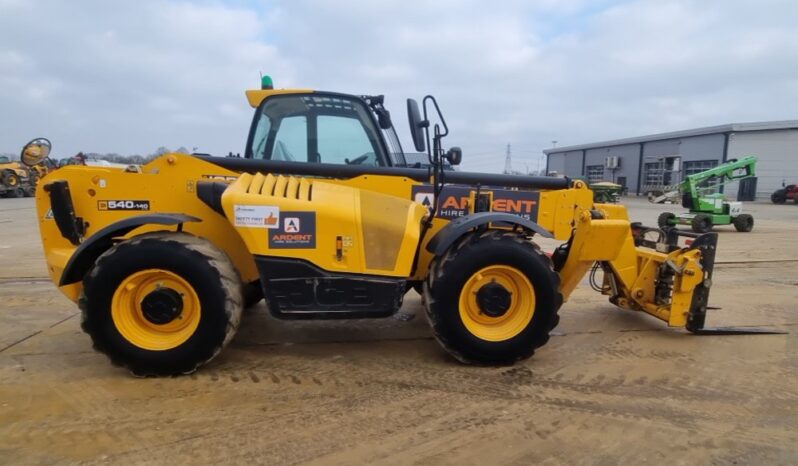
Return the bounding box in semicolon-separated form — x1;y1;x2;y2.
585;165;604;183
683;160;718;176
643;162;661;186
684;160;720;192
642;156;681;189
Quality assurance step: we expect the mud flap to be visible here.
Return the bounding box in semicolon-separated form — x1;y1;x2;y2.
44;180;85;246
684;231;787;335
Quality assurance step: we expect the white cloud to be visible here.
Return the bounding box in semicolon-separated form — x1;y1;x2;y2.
0;0;796;173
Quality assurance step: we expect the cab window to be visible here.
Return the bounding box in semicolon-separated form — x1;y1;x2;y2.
247;94;387;166
273;116;307;162
317;115;377;165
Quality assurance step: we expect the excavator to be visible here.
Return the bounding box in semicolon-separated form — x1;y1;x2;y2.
22;77;781;375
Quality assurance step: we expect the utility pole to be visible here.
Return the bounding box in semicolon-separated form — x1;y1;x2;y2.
503;144;512;174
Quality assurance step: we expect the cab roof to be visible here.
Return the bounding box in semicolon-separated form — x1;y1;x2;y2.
244;88;314;108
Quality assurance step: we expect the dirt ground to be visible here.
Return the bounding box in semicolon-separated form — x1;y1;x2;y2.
1;196;796;465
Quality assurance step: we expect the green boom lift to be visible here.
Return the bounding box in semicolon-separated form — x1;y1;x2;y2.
657;155;757;233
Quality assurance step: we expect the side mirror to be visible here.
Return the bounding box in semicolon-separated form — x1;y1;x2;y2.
20;137;51;166
444;147;462;166
406;98;426;152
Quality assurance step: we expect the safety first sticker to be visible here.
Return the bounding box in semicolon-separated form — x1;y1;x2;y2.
269;211;316;249
234;205;280;228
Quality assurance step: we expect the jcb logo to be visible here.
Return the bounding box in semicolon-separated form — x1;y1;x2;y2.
98;200;151;211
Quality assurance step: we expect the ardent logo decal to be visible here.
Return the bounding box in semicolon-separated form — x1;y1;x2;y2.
269;212;316;249
411;185;539;220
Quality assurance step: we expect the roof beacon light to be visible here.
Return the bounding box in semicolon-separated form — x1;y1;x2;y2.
261;75;274;90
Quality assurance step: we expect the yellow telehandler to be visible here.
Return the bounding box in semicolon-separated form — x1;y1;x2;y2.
24;78;777;375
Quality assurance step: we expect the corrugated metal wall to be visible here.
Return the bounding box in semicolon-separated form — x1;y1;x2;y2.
546;129;795;199
584;144;640;191
727;130;798;198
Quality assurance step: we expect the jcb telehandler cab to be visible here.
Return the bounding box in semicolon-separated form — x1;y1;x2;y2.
26;78;777;376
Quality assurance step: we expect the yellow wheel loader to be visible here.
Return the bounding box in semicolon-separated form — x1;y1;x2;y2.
1;138;49;198
24;78;778;375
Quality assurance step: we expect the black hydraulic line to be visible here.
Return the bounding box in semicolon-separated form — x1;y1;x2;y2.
200;155;431;181
197;155;572;191
445;171;570;190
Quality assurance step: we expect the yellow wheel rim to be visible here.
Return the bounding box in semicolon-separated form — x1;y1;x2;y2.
111;269;201;351
8;176;18;186
458;265;535;342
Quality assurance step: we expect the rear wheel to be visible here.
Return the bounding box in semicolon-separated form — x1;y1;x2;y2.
424;230;562;365
10;187;24;198
733;214;754;232
657;212;675;229
691;214;712;233
80;232;243;376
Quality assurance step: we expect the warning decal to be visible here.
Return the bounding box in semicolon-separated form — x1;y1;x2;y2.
269;211;316;249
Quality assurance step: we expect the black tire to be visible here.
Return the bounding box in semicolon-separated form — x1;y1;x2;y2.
771;191;786;204
1;170;19;188
242;280;264;309
657;212;675;229
691;214;712;233
23;186;35;197
424;230;562;365
10;187;24;198
733;214;754;232
80;232;243;376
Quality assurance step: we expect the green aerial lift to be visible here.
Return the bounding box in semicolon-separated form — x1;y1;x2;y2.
657;156;757;233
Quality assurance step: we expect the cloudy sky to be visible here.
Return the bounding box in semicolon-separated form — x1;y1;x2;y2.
1;0;796;172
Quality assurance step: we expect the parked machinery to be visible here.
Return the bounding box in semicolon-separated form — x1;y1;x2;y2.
771;184;798;204
657;156;757;233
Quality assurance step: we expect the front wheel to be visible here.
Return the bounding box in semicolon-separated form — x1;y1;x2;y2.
771;191;786;204
81;232;243;376
424;230;562;365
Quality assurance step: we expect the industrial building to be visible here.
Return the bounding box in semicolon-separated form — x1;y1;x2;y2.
544;120;798;199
